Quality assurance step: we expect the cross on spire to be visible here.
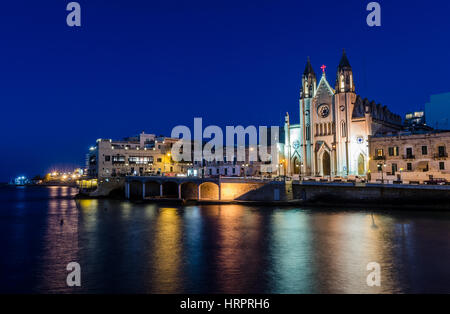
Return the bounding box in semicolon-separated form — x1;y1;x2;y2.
320;64;327;74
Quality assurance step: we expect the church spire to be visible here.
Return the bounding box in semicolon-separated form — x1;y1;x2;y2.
338;49;351;69
335;49;355;93
301;57;317;99
303;56;315;76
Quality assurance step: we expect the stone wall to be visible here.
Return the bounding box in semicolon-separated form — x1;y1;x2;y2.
293;182;450;207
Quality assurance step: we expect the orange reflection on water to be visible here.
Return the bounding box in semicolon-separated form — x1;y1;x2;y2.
309;212;401;293
213;205;260;293
151;207;182;293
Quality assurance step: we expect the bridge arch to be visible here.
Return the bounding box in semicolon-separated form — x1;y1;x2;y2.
129;180;143;200
162;181;179;198
180;182;199;200
199;182;220;200
144;180;160;198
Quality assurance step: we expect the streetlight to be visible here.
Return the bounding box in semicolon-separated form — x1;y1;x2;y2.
164;152;171;175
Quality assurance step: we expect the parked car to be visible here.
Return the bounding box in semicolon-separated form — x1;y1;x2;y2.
424;178;447;185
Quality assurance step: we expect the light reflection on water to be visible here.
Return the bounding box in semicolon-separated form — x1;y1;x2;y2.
1;186;450;293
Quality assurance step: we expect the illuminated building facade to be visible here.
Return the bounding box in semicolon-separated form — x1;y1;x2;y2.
87;132;187;179
368;130;450;184
282;50;403;177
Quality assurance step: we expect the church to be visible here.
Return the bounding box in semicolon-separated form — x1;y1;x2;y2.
281;50;402;177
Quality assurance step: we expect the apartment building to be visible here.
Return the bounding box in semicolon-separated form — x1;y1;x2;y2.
368;130;450;184
87;132;188;179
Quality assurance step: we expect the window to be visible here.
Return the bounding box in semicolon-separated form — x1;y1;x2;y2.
105;155;111;162
112;155;125;164
377;164;382;171
232;168;236;174
209;169;212;175
391;163;398;174
394;147;399;156
376;149;383;157
128;156;151;164
341;121;347;137
407;163;412;171
440;162;445;170
224;168;228;175
422;146;428;155
216;169;219;175
438;146;446;157
406;147;413;158
157;158;162;163
388;147;394;156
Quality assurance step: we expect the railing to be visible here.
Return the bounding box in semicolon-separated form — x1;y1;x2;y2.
434;153;448;159
373;155;386;160
402;155;415;159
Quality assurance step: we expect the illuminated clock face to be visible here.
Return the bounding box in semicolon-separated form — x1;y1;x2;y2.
357;136;364;144
318;104;330;118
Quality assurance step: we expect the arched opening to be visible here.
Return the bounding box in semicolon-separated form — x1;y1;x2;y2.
322;151;331;176
180;182;198;200
293;157;301;174
341;121;346;137
199;182;220;200
358;154;365;175
162;181;178;198
129;180;143;200
144;181;160;198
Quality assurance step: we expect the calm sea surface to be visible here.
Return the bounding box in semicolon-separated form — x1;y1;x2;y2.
1;185;449;293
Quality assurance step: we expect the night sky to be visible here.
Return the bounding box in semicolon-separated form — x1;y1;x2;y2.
1;0;449;181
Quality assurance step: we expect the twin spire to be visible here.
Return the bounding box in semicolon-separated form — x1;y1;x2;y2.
304;49;351;75
301;49;354;98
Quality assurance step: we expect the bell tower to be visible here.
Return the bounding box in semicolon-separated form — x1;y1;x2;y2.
334;49;357;177
335;49;355;93
301;57;317;99
299;57;316;176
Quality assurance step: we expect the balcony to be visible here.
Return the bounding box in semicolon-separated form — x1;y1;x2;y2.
373;155;386;160
434;153;448;159
402;154;415;160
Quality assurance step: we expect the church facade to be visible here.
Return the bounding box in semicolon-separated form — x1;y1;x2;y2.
282;51;403;177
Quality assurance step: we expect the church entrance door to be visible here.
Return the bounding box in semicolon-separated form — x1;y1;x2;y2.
293;157;300;174
358;154;365;175
322;151;331;176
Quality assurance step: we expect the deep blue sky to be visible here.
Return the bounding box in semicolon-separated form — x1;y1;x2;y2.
1;0;450;181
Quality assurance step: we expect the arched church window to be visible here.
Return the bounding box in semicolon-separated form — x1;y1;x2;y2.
340;74;345;91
